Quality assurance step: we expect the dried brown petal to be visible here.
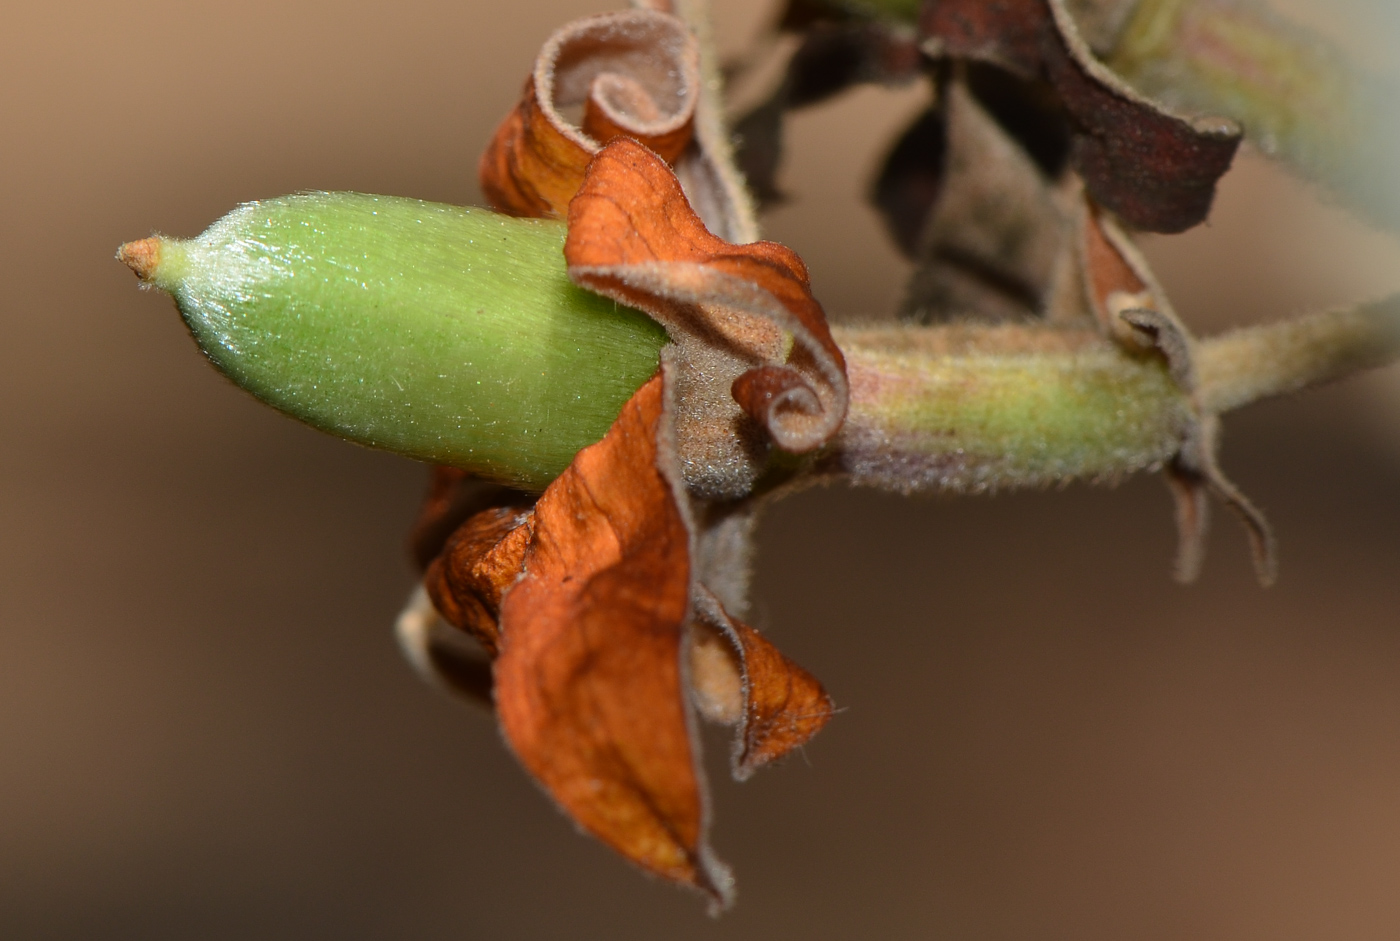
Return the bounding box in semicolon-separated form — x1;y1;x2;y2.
566;138;848;497
479;10;700;218
493;375;733;905
424;505;534;656
919;0;1241;232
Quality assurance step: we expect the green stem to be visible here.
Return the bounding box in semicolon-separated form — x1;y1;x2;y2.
826;323;1192;492
1195;297;1400;414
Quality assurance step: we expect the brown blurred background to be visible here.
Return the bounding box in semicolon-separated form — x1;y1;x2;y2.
3;1;1400;938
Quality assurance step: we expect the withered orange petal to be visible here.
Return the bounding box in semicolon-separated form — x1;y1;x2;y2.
424;505;535;657
566;138;848;454
479;10;700;218
493;375;733;906
694;589;834;780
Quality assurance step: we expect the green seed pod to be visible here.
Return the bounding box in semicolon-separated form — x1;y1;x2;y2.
121;193;667;490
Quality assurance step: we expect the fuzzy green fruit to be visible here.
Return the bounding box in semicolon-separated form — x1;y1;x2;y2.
123;192;667;489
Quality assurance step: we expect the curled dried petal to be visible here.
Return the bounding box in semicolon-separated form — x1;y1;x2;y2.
480;10;701;218
566;138;848;497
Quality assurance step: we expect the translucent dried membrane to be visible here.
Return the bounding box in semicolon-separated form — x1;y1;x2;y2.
150;192;667;489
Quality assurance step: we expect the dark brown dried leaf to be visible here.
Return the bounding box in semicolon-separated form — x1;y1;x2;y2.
919;0;1240;232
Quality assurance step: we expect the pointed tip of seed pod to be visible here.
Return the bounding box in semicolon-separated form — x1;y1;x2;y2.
117;237;162;281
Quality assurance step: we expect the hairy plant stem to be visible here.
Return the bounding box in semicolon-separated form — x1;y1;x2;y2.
824;323;1189;493
1195;298;1400;414
823;306;1400;495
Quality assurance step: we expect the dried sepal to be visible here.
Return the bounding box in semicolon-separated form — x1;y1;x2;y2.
480;10;701;218
565;138;849;498
1171;416;1277;586
919;0;1241;233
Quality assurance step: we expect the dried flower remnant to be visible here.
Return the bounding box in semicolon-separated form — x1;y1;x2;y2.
117;0;1400;913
